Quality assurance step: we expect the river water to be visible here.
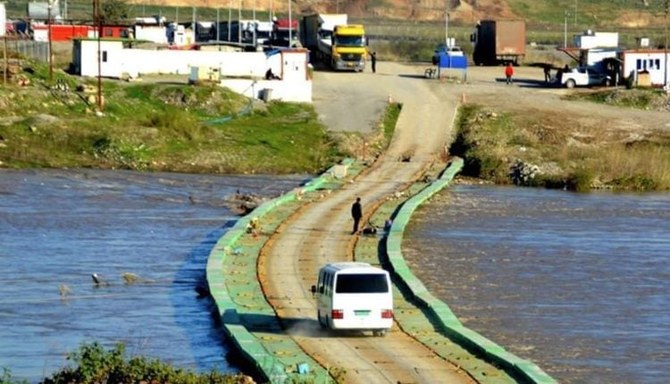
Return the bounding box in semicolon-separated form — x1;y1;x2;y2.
3;171;669;383
403;184;670;384
0;169;306;382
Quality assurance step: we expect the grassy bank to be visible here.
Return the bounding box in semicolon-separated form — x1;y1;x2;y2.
0;62;346;174
450;103;670;192
1;342;251;384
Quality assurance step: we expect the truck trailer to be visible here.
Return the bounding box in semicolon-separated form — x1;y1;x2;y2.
471;19;525;66
300;13;367;71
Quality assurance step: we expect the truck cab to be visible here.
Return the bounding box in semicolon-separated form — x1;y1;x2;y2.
330;24;367;71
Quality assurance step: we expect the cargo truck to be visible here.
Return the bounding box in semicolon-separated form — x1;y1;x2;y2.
470;19;526;66
268;18;299;47
300;13;367;72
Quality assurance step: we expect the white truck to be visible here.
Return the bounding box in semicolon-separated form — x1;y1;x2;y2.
561;67;610;88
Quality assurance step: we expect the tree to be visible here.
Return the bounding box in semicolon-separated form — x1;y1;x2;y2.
98;0;130;25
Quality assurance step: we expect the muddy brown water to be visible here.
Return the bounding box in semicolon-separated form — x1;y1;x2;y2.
404;184;670;384
0;169;307;382
3;170;669;383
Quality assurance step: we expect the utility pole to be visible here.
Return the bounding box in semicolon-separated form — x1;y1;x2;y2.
564;10;569;48
665;0;669;88
288;0;292;46
47;0;53;83
94;0;102;112
3;36;7;85
445;8;449;47
238;0;241;44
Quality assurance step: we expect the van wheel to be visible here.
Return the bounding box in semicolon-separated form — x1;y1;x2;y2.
565;79;576;89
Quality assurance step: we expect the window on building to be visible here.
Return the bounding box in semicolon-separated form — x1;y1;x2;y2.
102;51;107;62
637;59;642;70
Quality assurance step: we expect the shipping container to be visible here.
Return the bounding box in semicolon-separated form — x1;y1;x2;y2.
471;19;525;66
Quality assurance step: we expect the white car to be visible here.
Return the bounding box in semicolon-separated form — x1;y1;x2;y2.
561;67;610;88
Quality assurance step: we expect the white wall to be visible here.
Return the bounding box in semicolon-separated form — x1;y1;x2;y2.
221;79;312;102
134;25;168;44
75;40;312;102
575;32;618;49
623;51;670;86
32;25;49;42
586;49;618;70
78;40;126;78
0;3;6;37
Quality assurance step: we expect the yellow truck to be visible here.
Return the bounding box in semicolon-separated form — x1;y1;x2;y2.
300;14;367;72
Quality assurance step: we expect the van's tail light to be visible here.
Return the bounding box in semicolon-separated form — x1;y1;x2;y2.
332;309;344;319
381;309;393;319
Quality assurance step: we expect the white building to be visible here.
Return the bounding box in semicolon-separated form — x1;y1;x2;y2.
71;39;312;102
0;3;6;37
134;25;169;44
574;31;618;49
621;50;670;87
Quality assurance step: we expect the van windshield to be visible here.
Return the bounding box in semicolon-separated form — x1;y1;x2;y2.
335;274;388;293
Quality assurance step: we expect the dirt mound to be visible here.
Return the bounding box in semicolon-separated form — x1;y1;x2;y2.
614;10;662;28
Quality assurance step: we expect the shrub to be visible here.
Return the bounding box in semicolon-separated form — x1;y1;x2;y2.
566;168;594;192
41;342;242;384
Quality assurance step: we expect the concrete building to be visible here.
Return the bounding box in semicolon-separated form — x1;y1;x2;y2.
0;3;5;37
71;39;312;102
621;50;670;87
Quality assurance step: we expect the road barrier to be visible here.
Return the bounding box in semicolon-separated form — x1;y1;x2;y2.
206;159;357;383
385;157;557;384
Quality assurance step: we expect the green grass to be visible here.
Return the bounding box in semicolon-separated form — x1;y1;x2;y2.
0;61;344;174
450;103;670;191
566;88;669;109
0;342;249;384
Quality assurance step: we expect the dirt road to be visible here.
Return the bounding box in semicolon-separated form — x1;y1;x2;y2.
453;65;670;133
260;63;475;383
258;62;667;382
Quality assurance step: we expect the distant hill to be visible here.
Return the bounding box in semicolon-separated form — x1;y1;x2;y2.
5;0;669;29
125;0;668;28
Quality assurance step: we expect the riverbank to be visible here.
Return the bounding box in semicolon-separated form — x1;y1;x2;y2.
439;64;670;192
0;61;363;174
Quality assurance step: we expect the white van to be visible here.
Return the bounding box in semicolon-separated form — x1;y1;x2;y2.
311;262;393;336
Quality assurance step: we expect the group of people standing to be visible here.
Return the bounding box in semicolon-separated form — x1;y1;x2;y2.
504;63;571;85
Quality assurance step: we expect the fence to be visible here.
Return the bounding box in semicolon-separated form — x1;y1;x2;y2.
4;36;50;63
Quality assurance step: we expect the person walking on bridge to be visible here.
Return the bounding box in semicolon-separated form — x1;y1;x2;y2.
351;197;363;234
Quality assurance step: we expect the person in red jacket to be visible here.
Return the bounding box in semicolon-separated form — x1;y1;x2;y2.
505;63;514;85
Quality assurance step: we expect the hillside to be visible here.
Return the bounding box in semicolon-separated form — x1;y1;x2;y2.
126;0;668;27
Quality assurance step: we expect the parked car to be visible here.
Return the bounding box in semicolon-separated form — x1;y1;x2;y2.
561;67;610;88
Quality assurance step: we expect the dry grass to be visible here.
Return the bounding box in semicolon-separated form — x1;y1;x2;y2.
451;104;670;191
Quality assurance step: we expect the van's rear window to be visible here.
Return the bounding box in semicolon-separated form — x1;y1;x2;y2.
335;274;388;293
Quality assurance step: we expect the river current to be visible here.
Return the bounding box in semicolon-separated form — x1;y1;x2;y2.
404;184;670;384
0;169;306;382
2;170;668;383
